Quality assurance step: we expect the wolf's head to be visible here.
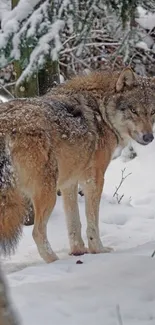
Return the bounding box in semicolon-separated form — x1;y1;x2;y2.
104;68;155;146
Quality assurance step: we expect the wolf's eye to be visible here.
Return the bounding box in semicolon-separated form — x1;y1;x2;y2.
151;110;155;115
130;107;138;115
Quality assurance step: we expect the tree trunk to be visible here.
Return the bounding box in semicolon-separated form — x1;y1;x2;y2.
38;0;60;95
14;61;39;97
11;0;18;7
39;58;60;95
12;0;39;98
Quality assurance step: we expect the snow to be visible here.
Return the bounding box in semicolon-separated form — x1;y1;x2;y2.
1;138;155;324
0;0;11;21
0;0;65;74
136;41;149;51
137;7;155;30
1;0;40;30
0;95;10;103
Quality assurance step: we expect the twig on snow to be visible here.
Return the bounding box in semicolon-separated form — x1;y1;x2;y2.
116;304;124;325
113;168;132;204
151;250;155;258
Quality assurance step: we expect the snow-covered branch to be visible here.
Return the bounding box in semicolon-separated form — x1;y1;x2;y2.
0;1;155;86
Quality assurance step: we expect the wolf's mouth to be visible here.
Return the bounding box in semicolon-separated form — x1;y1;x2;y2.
134;133;154;146
136;139;151;146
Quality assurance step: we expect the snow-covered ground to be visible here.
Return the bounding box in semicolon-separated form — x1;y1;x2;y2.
2;140;155;325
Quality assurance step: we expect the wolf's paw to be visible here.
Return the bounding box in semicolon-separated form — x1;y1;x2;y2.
88;243;114;254
69;245;88;256
46;253;59;263
100;246;114;253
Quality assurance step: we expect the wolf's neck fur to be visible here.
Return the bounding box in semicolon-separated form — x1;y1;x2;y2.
99;101;123;145
64;71;125;145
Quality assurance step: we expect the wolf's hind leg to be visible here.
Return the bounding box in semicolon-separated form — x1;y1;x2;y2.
62;183;87;256
32;180;58;263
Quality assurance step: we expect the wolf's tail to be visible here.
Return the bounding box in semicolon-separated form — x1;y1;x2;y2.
0;138;25;255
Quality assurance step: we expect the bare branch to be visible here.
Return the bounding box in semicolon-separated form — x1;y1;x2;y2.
151;250;155;258
113;168;132;204
0;84;15;99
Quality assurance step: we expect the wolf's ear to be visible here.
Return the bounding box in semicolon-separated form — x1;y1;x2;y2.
116;67;136;92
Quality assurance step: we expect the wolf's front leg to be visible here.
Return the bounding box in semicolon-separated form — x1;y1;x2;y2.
62;183;88;256
82;169;113;254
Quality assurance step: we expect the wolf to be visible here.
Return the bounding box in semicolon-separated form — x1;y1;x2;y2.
0;67;155;263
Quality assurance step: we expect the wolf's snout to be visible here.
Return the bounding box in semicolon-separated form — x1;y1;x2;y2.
142;133;154;144
134;132;154;145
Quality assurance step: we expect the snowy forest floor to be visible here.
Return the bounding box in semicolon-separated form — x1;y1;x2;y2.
2;140;155;325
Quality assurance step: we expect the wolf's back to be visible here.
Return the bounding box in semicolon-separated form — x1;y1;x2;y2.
0;137;25;255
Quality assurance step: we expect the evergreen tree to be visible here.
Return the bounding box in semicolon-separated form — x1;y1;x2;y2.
0;0;155;96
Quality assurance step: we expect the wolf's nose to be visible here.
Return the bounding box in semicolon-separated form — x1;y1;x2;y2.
143;133;154;144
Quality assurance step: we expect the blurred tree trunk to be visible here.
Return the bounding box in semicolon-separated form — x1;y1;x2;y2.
14;62;39;97
38;0;60;95
12;0;39;97
39;59;60;95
